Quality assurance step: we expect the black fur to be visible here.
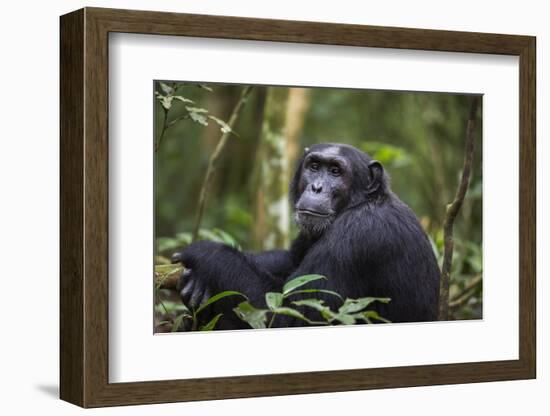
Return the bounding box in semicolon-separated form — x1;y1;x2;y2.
173;143;440;329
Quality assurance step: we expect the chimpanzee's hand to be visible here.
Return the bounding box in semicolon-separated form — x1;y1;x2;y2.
173;268;212;311
171;241;225;309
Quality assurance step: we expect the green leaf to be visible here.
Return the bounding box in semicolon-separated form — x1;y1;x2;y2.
184;105;210;126
199;314;223;331
212;228;240;249
154;301;189;315
159;82;174;95
156;233;191;253
198;84;213;92
331;313;356;325
196;291;247;315
171;314;189;332
208;115;234;134
197;229;240;248
428;235;440;259
338;297;391;314
284;288;343;300
185;106;209;114
270;307;328;326
282;274;326;295
291;298;327;312
466;253;482;273
354;310;391;324
271;307;318;324
156;237;180;252
233;301;268;329
272;307;307;320
467;180;482;199
188;111;209;126
198;228;224;243
265;292;283;310
291;299;336;322
175;232;193;243
158;95;173;110
173;95;194;104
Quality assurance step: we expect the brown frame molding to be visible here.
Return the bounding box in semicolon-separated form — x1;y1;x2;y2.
60;7;536;408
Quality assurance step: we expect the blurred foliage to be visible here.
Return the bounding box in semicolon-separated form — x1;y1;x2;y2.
154;82;483;326
157;228;241;254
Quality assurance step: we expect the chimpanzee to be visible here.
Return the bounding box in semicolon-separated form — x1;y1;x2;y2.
171;143;440;329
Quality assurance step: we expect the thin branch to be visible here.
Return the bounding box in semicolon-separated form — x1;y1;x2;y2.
154;108;169;152
438;96;481;321
449;274;482;310
191;86;253;242
155;111;193;153
450;273;482;302
166;113;190;129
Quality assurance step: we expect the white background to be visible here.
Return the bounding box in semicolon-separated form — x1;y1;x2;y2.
110;35;519;382
0;0;547;414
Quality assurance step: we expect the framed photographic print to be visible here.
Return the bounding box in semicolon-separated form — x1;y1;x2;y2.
60;7;536;408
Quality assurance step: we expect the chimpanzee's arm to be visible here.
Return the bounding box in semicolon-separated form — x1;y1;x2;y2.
172;241;289;308
244;249;295;282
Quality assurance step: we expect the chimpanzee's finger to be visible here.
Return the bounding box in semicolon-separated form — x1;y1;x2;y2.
189;281;205;309
179;278;195;306
176;268;192;292
195;287;214;329
200;287;212;306
171;251;184;264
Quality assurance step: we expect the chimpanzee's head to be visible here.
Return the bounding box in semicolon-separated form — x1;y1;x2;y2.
290;143;389;236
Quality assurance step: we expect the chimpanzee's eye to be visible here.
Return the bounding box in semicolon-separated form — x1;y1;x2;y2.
330;166;341;176
309;162;320;172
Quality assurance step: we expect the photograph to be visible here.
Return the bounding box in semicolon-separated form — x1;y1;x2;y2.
153;81;483;333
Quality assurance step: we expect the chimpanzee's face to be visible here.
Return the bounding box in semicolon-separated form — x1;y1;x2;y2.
294;146;353;235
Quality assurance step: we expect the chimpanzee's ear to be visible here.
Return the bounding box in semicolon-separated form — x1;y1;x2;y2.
366;160;384;195
289;154;306;203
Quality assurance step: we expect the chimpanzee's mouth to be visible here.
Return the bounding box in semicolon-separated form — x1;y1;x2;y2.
297;209;332;218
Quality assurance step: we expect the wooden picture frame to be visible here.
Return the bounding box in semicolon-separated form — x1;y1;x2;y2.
60;7;536;408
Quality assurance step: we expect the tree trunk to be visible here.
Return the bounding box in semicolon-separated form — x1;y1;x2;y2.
252;87;311;250
253;88;291;250
285;88;311;180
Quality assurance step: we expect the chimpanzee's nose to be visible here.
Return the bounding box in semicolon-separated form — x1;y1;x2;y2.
311;182;323;193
